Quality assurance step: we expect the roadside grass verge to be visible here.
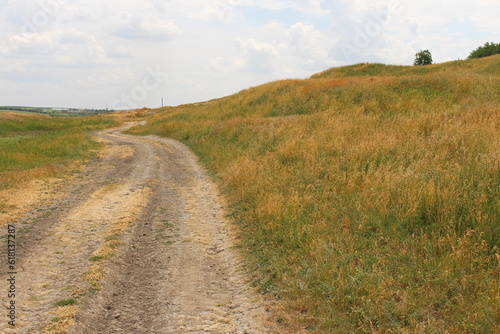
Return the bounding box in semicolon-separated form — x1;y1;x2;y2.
0;113;118;190
130;57;500;332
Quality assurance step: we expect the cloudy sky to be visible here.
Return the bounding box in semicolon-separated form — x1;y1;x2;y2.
0;0;498;109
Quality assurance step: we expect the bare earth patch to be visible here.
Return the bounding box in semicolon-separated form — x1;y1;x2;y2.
0;124;274;333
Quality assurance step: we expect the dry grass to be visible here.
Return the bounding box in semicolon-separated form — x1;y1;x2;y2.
111;108;155;122
43;305;79;334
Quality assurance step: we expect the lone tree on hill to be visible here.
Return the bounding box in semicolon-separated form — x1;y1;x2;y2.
414;50;433;66
468;42;500;59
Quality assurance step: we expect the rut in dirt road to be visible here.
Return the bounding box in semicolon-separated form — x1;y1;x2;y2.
1;124;272;334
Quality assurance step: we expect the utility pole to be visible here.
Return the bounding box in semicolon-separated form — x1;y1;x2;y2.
161;97;164;108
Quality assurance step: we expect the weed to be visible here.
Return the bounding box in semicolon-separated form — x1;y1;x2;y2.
89;255;111;262
54;299;77;307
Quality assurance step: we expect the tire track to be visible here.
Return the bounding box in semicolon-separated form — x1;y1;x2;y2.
74;127;271;333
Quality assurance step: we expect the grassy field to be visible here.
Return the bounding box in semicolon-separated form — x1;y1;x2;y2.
129;55;500;332
0;106;112;117
0;112;118;191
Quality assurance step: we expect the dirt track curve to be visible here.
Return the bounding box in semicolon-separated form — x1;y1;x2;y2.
1;124;272;333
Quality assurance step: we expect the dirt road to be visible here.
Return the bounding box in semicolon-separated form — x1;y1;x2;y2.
1;124;272;333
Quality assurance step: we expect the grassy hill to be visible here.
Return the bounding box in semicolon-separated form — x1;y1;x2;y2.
129;55;499;332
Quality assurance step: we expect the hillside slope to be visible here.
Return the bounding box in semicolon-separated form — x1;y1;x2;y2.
130;56;500;333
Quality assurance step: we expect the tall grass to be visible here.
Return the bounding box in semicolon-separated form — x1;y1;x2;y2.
130;56;500;332
0;113;118;189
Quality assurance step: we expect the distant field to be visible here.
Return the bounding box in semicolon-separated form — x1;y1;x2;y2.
129;55;500;332
0;106;112;117
0;112;118;192
0;109;40;115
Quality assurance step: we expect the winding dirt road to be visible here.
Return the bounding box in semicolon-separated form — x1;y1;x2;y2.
1;124;272;333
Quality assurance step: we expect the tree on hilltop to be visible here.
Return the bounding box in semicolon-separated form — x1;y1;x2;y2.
414;50;433;66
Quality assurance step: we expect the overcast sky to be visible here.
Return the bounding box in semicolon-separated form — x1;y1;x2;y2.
0;0;498;109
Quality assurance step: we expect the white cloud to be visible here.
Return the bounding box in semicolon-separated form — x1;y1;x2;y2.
149;0;240;21
234;38;279;72
7;32;54;54
188;0;239;21
288;23;331;69
6;30;107;67
114;12;181;41
106;44;134;59
59;29;96;44
234;0;326;15
209;57;232;72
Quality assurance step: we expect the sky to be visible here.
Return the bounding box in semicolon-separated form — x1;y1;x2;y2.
0;0;498;109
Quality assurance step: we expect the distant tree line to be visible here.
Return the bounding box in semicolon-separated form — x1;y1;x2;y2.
467;42;500;59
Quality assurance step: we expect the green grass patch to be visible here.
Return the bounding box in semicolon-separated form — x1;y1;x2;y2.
89;255;109;262
53;298;78;307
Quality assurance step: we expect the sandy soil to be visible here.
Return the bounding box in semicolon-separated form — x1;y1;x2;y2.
0;124;274;333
